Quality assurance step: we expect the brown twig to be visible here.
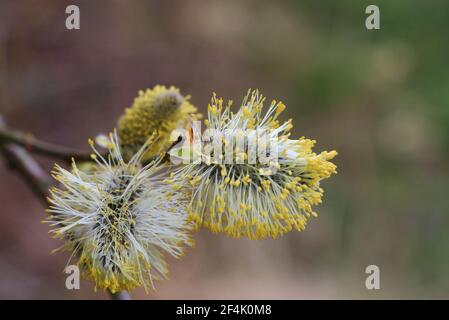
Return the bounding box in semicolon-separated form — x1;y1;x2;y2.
0;116;51;203
1;143;51;204
108;290;131;300
143;135;182;165
0;126;94;162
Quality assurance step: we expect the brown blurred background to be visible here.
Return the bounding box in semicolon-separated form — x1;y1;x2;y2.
1;0;449;299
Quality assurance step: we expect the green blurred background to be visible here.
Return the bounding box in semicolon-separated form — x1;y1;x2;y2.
0;0;448;299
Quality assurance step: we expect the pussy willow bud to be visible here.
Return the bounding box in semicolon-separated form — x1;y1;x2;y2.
170;89;337;240
46;132;193;293
118;85;200;161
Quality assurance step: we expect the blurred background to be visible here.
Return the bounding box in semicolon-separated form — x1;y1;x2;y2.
0;0;448;299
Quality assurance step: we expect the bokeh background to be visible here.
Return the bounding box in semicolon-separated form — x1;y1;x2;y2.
0;0;448;299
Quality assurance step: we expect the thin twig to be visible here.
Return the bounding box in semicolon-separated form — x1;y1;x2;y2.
1;144;51;204
0;126;94;162
0;117;50;203
143;135;182;165
108;290;131;300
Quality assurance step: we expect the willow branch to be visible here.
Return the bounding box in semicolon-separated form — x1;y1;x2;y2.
1;143;51;204
143;135;182;166
108;290;131;300
0;126;182;166
0;126;94;162
0;117;51;203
